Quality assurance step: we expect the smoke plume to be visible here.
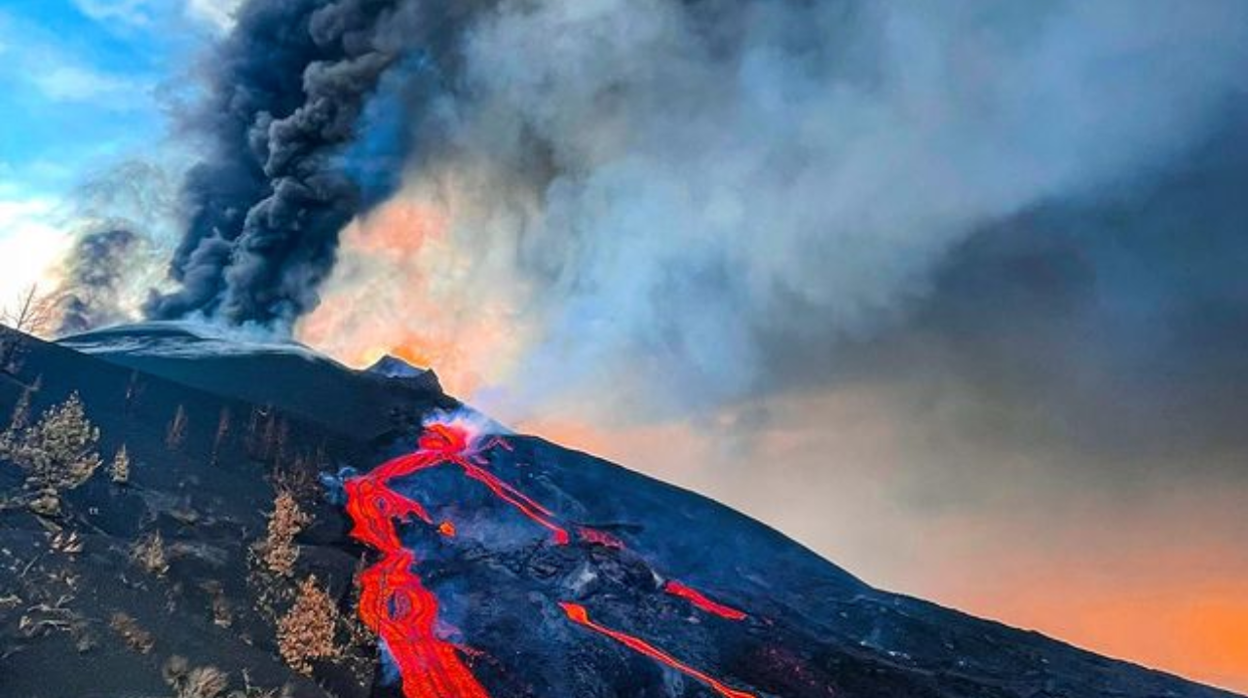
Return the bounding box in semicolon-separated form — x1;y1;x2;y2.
145;0;1248;422
146;0;447;325
57;227;146;334
283;0;1248;420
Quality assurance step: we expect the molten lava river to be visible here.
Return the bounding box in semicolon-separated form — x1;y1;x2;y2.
343;417;757;698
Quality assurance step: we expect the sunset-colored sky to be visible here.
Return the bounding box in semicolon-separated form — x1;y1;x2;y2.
2;1;1246;692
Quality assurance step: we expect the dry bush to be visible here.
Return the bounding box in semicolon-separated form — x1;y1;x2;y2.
131;531;170;576
270;454;319;502
163;655;230;698
1;285;55;374
183;667;230;698
276;575;339;675
109;612;154;653
50;531;83;554
201;581;234;628
109;445;130;484
259;490;309;577
236;670;292;698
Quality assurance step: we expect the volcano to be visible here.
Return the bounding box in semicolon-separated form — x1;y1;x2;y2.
0;321;1236;698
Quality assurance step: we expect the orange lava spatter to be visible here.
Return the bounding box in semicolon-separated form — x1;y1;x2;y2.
559;602;757;698
663;581;748;621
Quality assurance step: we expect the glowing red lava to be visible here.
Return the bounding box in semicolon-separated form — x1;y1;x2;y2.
560;602;757;698
344;421;568;698
578;526;626;549
344;419;757;697
663;581;748;621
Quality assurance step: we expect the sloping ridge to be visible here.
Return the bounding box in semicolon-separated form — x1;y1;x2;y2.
59;322;455;440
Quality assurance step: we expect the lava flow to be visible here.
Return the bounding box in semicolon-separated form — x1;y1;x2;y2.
663;580;748;621
560;602;757;698
344;420;568;698
345;417;759;697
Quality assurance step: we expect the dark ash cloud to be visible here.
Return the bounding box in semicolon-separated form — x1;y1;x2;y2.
146;0;436;325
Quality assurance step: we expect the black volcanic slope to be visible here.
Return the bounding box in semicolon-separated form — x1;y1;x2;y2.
0;322;1236;698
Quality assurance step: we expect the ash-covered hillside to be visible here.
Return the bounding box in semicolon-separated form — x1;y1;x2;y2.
0;322;1237;698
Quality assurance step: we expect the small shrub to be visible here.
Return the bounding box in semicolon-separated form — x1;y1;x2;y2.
182;666;230;698
109;445;130;484
163;656;229;698
131;531;170;576
260;490;309;577
109;612;154;653
276;575;339;675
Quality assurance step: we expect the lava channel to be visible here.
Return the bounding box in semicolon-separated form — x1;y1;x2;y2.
344;421;569;698
560;602;757;698
663;580;748;621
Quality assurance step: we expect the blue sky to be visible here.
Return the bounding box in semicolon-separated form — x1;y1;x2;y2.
0;0;235;297
0;0;224;193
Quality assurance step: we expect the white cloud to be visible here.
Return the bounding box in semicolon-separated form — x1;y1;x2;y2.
71;0;158;27
73;0;240;32
0;192;72;303
0;11;150;107
185;0;242;31
29;64;146;104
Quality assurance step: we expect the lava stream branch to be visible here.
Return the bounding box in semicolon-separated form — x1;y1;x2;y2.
663;581;748;621
559;602;757;698
345;455;492;698
344;422;575;697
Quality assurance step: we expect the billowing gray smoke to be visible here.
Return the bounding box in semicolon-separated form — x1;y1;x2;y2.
146;0;451;325
58;228;145;335
154;0;1248;417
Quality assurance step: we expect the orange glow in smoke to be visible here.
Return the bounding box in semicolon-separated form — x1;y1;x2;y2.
298;195;527;397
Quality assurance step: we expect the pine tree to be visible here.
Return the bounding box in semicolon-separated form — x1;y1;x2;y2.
110;445;131;485
11;392;102;492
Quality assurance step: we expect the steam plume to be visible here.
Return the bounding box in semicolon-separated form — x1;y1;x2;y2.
57;227;146;334
292;0;1248;419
